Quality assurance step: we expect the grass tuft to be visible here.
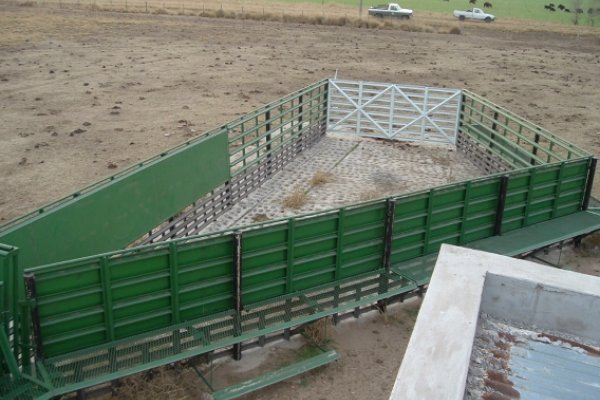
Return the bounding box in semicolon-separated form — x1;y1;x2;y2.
302;318;331;347
282;186;308;209
310;170;334;186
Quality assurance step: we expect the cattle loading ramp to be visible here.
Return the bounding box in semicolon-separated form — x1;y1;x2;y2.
0;79;598;399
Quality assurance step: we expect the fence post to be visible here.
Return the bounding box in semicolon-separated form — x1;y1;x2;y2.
383;199;396;273
322;81;329;134
494;175;509;236
378;199;396;311
24;273;44;361
582;158;597;211
265;110;272;176
297;94;304;154
232;232;243;360
531;130;541;165
490;111;499;151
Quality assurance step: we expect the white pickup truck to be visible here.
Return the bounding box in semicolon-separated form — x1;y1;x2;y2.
368;3;413;19
453;8;496;22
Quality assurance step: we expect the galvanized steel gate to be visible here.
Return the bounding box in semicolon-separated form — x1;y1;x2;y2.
327;79;462;144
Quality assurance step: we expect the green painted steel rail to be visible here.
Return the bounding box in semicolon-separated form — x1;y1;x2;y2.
0;80;597;399
211;350;340;400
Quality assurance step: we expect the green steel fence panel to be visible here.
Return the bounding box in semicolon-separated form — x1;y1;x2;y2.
178;236;234;321
242;224;289;304
20;156;593;369
30;234;237;357
461;90;589;163
229;80;328;177
0;131;230;270
339;203;386;278
501;159;589;234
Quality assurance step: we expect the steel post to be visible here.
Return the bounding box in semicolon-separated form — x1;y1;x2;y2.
265;110;272;176
383;199;396;272
232;232;243;360
494;175;510;236
531;132;541;165
582;158;597;211
24;273;44;361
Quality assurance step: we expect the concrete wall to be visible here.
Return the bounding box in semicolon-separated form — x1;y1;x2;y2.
481;273;600;343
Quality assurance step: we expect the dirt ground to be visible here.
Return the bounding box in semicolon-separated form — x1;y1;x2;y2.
1;4;599;399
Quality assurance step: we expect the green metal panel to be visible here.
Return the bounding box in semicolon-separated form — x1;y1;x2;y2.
229;80;328;176
461;91;589;163
0;131;230;270
23;156;593;360
211;350;339;400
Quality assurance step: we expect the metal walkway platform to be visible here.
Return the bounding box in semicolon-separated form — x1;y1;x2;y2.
467;211;600;256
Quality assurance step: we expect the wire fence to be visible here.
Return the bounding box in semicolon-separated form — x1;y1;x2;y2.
10;0;370;19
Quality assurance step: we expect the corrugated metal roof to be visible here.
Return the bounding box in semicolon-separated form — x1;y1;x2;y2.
509;336;600;400
464;318;600;400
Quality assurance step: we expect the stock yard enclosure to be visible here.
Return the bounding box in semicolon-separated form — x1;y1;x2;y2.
1;79;599;399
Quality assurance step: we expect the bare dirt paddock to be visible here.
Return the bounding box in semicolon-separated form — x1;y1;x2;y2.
1;4;600;399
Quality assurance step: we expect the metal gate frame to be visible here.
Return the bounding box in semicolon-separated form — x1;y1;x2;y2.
327;79;462;145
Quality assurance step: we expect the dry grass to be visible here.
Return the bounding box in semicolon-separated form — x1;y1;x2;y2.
7;0;600;38
16;0;600;37
310;170;334;187
7;0;464;35
153;8;168;15
282;186;308;209
302;318;331;347
117;368;190;400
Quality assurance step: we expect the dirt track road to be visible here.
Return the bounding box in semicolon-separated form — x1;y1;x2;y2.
1;5;599;399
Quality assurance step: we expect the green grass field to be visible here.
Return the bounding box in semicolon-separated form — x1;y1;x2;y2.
276;0;600;25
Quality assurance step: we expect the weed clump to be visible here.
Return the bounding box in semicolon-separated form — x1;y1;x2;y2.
310;170;334;186
282;187;308;209
302;318;331;347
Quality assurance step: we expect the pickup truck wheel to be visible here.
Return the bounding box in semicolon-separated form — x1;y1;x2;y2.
400;15;409;20
485;17;492;22
374;13;383;18
459;15;465;21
